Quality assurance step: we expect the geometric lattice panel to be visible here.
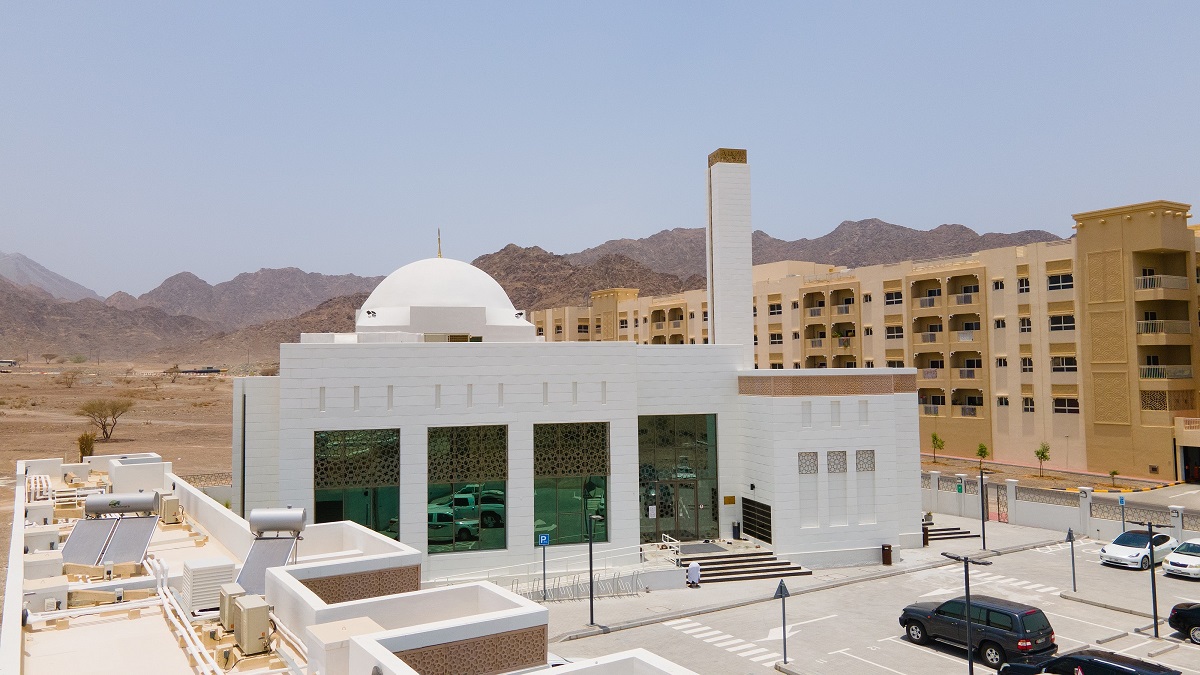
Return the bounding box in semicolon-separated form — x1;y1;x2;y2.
314;429;400;489
394;625;547;675
856;449;876;472
827;451;847;473
1089;311;1126;363
427;425;508;483
1141;390;1167;411
533;422;610;478
798;452;818;475
300;565;421;605
1091;372;1130;424
738;373;916;397
1087;250;1124;303
1170;390;1195;411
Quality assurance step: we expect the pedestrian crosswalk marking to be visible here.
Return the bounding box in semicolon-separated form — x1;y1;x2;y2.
713;638;743;647
727;644;758;652
659;618;800;665
670;621;701;630
663;618;692;626
704;634;734;642
692;630;722;638
750;652;780;662
681;626;710;634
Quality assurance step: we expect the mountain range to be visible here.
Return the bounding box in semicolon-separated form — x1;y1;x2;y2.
0;219;1061;363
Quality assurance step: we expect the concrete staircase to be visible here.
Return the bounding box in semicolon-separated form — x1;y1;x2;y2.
676;549;812;584
925;524;979;541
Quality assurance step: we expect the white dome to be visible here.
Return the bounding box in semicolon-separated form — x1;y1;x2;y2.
357;258;531;332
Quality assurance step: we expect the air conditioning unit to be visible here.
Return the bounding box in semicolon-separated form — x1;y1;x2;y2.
234;594;270;656
181;557;234;614
218;583;246;632
158;495;181;525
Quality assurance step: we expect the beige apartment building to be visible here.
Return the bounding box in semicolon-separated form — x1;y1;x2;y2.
531;200;1200;483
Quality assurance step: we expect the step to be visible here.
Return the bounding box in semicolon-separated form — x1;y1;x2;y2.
704;568;813;584
698;560;794;573
928;532;980;540
704;565;799;579
676;551;776;565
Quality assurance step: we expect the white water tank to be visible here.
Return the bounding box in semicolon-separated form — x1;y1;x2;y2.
84;492;157;516
248;507;306;536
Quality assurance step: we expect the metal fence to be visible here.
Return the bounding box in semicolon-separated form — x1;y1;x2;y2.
938;476;959;492
1014;486;1078;508
177;472;233;487
921;474;931;490
1186;512;1200;532
1090;501;1173;525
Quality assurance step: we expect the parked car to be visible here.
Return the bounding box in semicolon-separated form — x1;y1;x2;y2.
1163;539;1200;579
1167;601;1200;645
427;505;478;543
452;491;505;528
1099;530;1178;570
899;595;1057;668
998;648;1181;674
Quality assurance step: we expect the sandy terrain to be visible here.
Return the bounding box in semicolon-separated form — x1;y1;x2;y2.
0;363;234;609
921;455;1168;491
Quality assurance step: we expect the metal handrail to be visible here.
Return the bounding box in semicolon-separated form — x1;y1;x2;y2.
1139;365;1193;379
956;330;976;342
808;307;824;317
1134;275;1189;290
1136;320;1191;334
952;293;975;305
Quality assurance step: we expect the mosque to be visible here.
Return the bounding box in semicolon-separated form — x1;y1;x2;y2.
233;149;922;579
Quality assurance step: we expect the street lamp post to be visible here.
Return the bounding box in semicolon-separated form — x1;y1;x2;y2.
1065;528;1077;593
978;469;987;550
1127;519;1170;637
942;552;993;675
588;514;604;626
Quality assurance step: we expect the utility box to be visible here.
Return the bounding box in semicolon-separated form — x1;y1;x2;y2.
219;583;246;632
23;524;61;553
234;595;270;656
158;494;181;525
23;551;64;580
25;502;54;526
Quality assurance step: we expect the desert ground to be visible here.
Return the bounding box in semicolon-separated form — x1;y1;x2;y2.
0;362;234;607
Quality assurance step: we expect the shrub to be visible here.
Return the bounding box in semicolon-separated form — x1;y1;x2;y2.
77;432;95;461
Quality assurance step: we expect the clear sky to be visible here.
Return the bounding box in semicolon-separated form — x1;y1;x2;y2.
3;3;1198;297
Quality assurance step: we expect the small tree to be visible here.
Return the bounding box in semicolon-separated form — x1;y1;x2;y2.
55;369;82;388
1109;469;1119;487
41;353;58;364
976;442;989;471
76;399;134;441
77;432;95;461
1034;442;1051;477
166;364;181;384
930;432;944;463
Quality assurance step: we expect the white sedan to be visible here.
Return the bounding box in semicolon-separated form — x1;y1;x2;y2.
1164;539;1200;579
1099;530;1178;570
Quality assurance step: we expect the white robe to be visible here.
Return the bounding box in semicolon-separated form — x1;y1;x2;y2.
687;561;701;585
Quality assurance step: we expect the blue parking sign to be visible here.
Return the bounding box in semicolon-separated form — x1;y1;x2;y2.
1118;495;1125;506
537;534;550;547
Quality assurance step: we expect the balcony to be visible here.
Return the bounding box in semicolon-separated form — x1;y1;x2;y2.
834;304;854;316
918;331;945;344
836;336;853;349
953;330;977;344
921;368;945;381
951;292;977;307
921;404;944;417
956;368;978;380
1136;319;1192;346
653;321;666;331
1134;275;1191;302
807;307;825;317
954;405;982;418
914;296;942;311
1140;365;1193;379
809;338;825;349
671;320;683;329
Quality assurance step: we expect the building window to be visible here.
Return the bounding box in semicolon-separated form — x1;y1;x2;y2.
1049;315;1075;331
884;291;903;305
793;362;802;369
792;331;801;340
863;327;873;336
703;311;708;321
768;303;782;316
1018;277;1030;293
770;362;784;369
996;357;1008;368
1053;398;1080;414
536;327;545;336
994;318;1006;329
842;361;857;368
753;335;758;345
534;423;609;546
1048;273;1074;291
993;280;1005;290
577;324;589;334
887;359;904;368
962;320;981;331
619;319;628;329
689;312;694;319
427;425;508;553
634;318;639;327
790;300;799;310
1051;356;1078;372
555;325;563;335
752;306;757;317
703;338;709;344
863;293;872;303
997;396;1009;407
1022;397;1035;412
314;429;400;538
769;333;783;345
885;326;904;339
1019;317;1032;333
1020;357;1033;373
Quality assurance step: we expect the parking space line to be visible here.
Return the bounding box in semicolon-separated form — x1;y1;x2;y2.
691;630;722;638
703;634;734;642
881;636;963;663
829;648;910;675
1114;639;1155;655
1042;610;1123;631
796;613;838;625
712;638;743;647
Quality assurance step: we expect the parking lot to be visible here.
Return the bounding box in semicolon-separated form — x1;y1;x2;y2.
553;539;1200;674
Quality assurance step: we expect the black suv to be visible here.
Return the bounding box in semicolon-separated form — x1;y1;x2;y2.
899;595;1056;668
998;648;1181;674
1167;602;1200;644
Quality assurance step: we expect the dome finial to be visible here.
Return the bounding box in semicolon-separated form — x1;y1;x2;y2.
437;228;442;258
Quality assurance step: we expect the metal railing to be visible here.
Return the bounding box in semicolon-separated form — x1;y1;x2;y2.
920;331;942;343
670;320;682;329
921;368;943;379
1091;501;1173;525
952;293;975;305
809;338;824;348
1136;320;1191;335
958;368;977;379
807;307;824;317
835;304;853;315
837;337;852;348
1015;486;1078;507
1182;418;1200;430
922;404;942;416
1139;365;1193;379
955;330;976;342
653;321;665;330
1134;275;1190;291
956;405;979;418
918;297;940;308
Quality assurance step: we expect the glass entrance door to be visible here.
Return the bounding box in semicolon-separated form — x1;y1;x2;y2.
651;480;699;541
1184;446;1200;484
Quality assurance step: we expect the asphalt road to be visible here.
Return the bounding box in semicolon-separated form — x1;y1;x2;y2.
554;539;1200;674
1092;482;1200;511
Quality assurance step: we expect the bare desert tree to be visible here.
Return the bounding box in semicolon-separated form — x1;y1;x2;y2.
41;353;58;364
55;369;82;388
76;399;134;441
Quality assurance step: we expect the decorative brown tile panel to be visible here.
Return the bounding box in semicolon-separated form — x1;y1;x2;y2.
738;374;915;397
394;625;547;675
300;565;421;604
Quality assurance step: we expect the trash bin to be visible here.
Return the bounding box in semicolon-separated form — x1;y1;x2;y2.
922;526;930;547
732;521;741;540
882;544;893;566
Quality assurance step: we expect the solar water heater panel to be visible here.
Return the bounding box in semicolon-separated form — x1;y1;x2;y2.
100;515;159;565
234;537;296;596
60;518;117;565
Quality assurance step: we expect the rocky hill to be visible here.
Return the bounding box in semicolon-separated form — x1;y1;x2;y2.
565;219;1062;280
0;251;102;301
0;277;215;361
472;245;704;311
108;268;384;330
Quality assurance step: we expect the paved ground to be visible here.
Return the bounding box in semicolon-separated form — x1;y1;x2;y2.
1092;482;1200;511
548;517;1200;674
